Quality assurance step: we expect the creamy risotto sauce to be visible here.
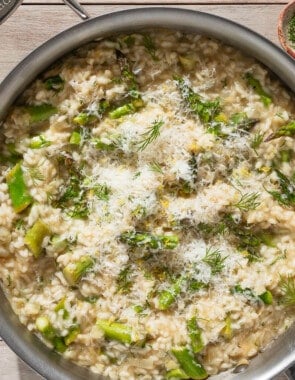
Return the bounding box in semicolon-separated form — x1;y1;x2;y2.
0;30;295;379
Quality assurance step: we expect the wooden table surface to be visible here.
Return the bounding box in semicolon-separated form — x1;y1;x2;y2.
0;1;291;379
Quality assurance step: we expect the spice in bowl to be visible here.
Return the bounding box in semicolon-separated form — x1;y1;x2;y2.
278;0;295;59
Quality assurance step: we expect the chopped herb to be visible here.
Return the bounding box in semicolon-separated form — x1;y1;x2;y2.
120;231;179;250
84;295;99;304
149;161;164;174
69;131;82;145
44;75;64;92
251;132;264;153
279;275;295;306
142;34;157;60
231;284;256;300
245;73;272;107
187;316;204;353
232;192;260;211
137;119;164;151
92;184;111;201
268;169;295;207
117;266;133;294
288;14;295;46
23;104;58;124
202;247;227;275
123;35;135;47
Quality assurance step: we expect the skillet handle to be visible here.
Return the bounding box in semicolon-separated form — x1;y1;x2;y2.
63;0;90;20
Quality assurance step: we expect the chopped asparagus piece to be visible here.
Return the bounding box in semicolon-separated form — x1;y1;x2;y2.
179;56;196;71
44;75;64;92
245;73;272;107
50;235;68;254
6;162;33;213
24;104;58;124
166;368;190;379
64;325;80;345
120;231;179;250
171;347;208;380
109;98;144;119
53;336;67;353
73;112;96;126
259;290;273;305
175;76;220;123
54;297;69;319
221;314;232;340
97;320;133;344
24;219;51;258
265;121;295;141
158;277;184;310
29;135;51;149
187;317;204;353
36;316;56;340
63;255;94;285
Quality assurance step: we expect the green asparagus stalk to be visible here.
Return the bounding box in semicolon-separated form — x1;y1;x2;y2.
97;320;133;344
73;112;96;126
265;121;295;141
221;314;232;340
23;104;58;124
120;231;179;250
109;98;144;119
245;73;272;107
158;277;184;310
63;256;94;285
69;131;82;145
29;135;51;149
171;347;208;380
187;317;204;353
24;219;51;258
166;368;190;379
6;162;33;213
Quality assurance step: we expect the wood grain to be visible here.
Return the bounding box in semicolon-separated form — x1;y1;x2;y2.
23;0;288;3
0;4;283;82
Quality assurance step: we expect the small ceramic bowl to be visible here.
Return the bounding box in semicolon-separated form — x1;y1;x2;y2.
278;0;295;59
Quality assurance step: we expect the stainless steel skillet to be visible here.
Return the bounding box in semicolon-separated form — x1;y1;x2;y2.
0;7;295;380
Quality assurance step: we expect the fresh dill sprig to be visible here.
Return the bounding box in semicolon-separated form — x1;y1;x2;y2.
117;265;133;294
142;34;157;60
149;161;163;174
28;166;45;184
279;275;295;306
233;192;261;211
93;184;111;201
268;170;295;207
250;132;264;153
202;247;227;275
137;119;164;151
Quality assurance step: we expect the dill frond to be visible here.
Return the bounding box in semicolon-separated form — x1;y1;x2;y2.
268;170;295;207
117;265;133;294
250;132;264;153
233;192;261;211
279;275;295;306
142;34;157;60
149;161;163;174
202;247;227;275
28;166;45;184
137;119;164;151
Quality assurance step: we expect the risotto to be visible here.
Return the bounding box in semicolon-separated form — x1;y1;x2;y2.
0;30;295;379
